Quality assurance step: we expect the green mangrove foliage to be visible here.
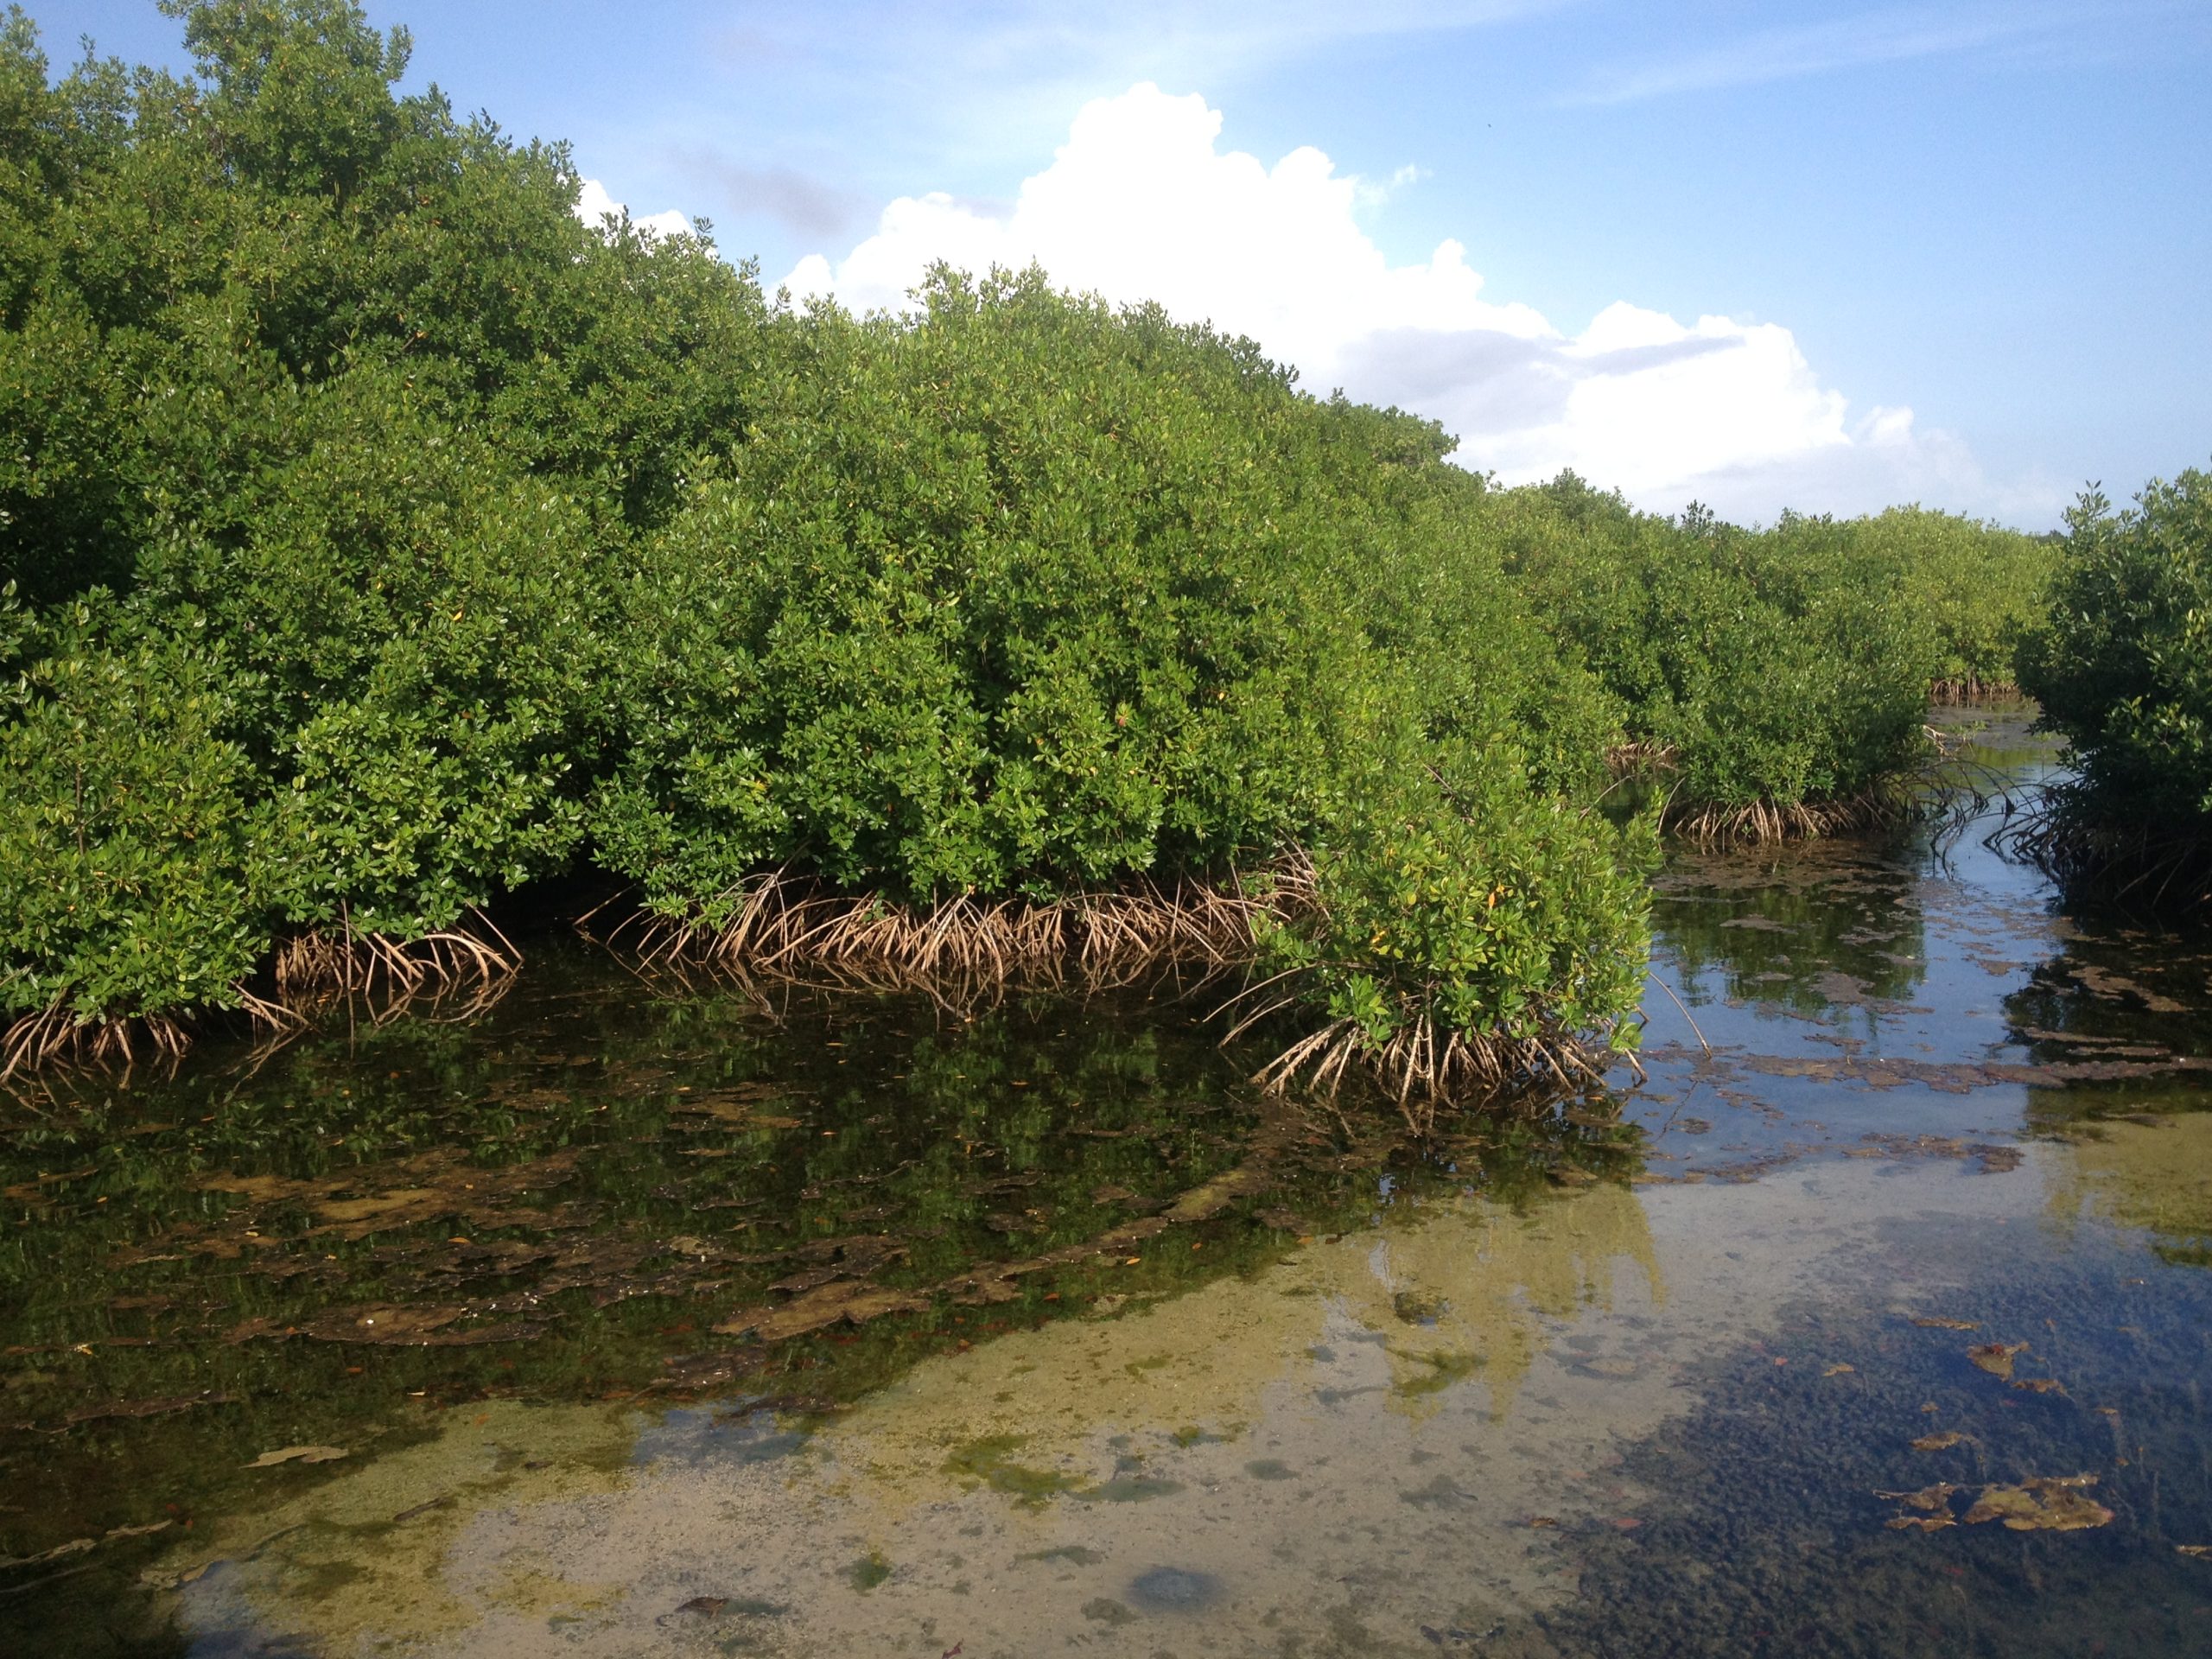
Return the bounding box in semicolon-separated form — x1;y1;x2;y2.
0;1;1649;1100
1485;475;2045;836
1864;506;2058;695
0;598;270;1050
0;0;766;1046
0;1;2053;1091
2016;466;2212;905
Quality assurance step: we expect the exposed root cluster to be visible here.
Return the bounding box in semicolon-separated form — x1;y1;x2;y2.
1928;677;2024;702
1;984;301;1084
1606;744;1921;847
3;914;527;1084
1993;805;2212;910
1661;785;1914;847
2;998;193;1081
1604;740;1680;779
1250;1011;1622;1132
615;858;1318;999
274;912;523;1023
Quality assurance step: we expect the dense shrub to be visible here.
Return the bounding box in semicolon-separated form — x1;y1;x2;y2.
2016;467;2212;899
0;0;2058;1092
1489;476;1938;825
1855;506;2057;693
0;597;268;1025
0;3;1655;1097
0;0;745;1017
586;270;1652;1096
594;277;1351;912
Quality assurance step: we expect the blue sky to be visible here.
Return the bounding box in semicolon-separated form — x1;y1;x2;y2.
40;1;2212;527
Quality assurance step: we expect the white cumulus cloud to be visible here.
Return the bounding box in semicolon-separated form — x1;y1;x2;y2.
780;84;2024;522
575;177;693;242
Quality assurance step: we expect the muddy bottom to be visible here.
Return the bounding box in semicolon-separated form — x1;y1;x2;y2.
6;702;2210;1657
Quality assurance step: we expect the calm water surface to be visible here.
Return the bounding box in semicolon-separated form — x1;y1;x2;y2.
4;705;2209;1656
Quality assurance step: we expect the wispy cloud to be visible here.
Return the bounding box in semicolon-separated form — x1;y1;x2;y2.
1566;3;2116;105
675;153;869;240
705;1;1573;166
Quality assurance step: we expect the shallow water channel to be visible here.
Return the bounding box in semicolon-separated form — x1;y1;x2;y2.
5;705;2210;1657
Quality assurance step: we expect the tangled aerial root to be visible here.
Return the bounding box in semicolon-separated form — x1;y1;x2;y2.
1660;783;1916;848
1249;1011;1629;1133
274;910;523;1025
1992;804;2212;911
0;984;302;1084
611;856;1318;1003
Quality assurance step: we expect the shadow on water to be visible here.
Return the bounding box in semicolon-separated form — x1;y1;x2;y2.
0;963;1639;1655
5;699;2211;1656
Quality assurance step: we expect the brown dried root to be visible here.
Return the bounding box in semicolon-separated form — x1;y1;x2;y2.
1252;1012;1624;1134
274;910;523;1026
618;856;1319;1000
1660;782;1916;848
0;986;303;1084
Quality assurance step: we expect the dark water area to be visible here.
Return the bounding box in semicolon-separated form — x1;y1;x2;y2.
5;703;2210;1656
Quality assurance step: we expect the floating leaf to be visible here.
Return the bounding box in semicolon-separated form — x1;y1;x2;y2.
1910;1431;1970;1452
1967;1341;2028;1378
2012;1376;2068;1395
1961;1475;2113;1532
245;1445;347;1468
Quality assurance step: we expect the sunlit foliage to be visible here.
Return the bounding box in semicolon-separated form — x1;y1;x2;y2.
2017;466;2212;901
0;1;2060;1082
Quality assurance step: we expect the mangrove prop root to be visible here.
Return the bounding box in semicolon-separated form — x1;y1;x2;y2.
1657;779;1920;849
1928;677;2024;702
1605;746;1928;848
0;997;190;1081
1253;1012;1618;1133
0;984;307;1084
5;914;531;1082
273;911;523;1016
1993;804;2212;910
620;856;1320;997
1604;740;1681;779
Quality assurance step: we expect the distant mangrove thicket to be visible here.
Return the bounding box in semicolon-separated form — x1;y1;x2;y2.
0;2;2078;1092
2016;468;2212;907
